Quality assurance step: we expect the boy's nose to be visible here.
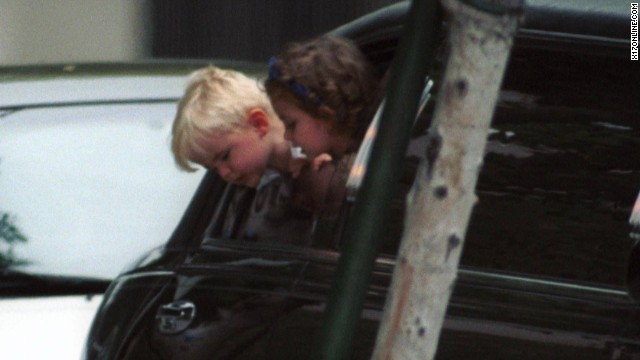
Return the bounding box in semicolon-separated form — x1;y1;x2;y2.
217;165;232;179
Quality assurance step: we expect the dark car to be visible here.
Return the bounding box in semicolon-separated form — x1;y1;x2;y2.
84;1;640;359
0;62;227;358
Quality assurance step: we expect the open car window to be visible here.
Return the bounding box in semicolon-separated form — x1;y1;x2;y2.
202;174;316;247
197;77;436;253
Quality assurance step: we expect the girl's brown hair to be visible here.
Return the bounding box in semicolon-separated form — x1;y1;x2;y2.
265;35;378;138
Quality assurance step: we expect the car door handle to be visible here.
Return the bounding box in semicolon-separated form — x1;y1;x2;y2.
156;300;196;334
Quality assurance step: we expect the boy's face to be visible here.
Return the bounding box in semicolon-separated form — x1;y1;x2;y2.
270;98;333;159
191;127;271;188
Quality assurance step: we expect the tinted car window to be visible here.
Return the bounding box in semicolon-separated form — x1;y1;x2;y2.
460;46;640;286
357;42;639;286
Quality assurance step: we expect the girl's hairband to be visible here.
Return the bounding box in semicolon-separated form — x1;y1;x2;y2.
268;56;326;106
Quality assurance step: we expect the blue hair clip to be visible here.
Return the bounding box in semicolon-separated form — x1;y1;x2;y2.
268;56;325;106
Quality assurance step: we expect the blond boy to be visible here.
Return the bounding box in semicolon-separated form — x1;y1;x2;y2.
171;65;296;188
171;65;337;216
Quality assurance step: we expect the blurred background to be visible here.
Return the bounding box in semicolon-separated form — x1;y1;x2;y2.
0;0;400;66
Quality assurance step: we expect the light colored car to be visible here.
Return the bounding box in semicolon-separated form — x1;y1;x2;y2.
0;62;266;359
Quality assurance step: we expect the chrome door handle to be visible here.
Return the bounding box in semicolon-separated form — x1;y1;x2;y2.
156;300;196;334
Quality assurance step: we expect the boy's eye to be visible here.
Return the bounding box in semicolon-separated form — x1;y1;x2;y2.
218;149;230;163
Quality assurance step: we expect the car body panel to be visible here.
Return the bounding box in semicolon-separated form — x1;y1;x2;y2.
0;295;103;359
0;61;267;279
86;243;640;359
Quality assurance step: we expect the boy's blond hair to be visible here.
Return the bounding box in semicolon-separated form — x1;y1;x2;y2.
171;65;277;172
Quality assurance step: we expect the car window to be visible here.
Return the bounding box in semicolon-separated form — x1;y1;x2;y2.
201;173;320;248
0;101;204;279
460;46;640;286
371;45;640;287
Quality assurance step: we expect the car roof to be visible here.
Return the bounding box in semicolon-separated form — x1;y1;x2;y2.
0;73;186;109
522;0;628;42
331;0;629;47
0;60;267;109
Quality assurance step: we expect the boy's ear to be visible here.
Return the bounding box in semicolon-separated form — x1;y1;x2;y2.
246;108;270;137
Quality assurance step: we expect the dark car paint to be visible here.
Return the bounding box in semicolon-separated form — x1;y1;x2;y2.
89;244;640;359
85;1;640;359
330;0;630;45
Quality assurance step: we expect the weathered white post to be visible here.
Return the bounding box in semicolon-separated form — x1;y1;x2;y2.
372;0;523;359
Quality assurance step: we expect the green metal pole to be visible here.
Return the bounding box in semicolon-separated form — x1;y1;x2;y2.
310;0;443;359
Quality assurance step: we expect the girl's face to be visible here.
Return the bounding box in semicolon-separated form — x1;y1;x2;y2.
191;127;270;188
270;98;333;159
